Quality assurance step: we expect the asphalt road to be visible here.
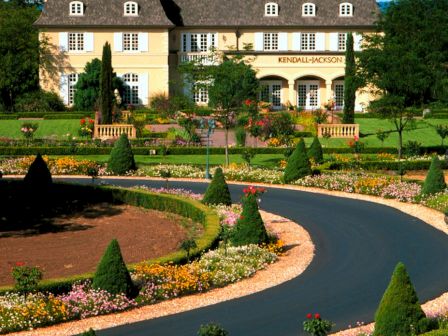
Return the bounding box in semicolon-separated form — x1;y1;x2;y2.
63;178;448;336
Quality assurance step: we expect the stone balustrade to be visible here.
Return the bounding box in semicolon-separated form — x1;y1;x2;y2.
93;124;136;139
317;123;359;138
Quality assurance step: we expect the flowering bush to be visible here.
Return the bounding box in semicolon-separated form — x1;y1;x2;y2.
20;122;38;140
133;186;203;201
303;313;333;336
11;264;42;297
78;118;94;137
347;136;364;154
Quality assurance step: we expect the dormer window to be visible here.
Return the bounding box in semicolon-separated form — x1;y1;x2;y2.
124;1;139;16
69;1;84;15
302;3;316;16
339;2;353;16
265;2;278;16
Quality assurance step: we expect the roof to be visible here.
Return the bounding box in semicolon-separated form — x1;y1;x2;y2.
34;0;174;28
167;0;381;28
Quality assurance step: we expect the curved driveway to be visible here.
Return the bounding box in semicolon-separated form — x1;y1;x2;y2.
65;178;448;336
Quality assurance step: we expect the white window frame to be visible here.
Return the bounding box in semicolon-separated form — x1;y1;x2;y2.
68;33;85;52
68;73;79;106
333;80;345;110
301;33;316;51
181;33;217;53
123;73;140;105
302;3;316;17
297;80;320;110
339;2;353;17
123;33;139;51
124;1;138;16
265;2;278;16
192;82;209;104
263;33;279;51
260;80;283;109
69;1;84;16
338;32;347;51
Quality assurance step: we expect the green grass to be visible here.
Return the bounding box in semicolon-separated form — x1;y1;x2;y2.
0;120;79;139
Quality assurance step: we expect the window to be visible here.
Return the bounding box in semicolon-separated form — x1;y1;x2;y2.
68;74;79;105
123;73;139;105
192;83;209;104
68;33;84;52
124;1;138;16
260;81;282;108
297;81;320;110
340;2;353;16
181;33;217;52
301;33;316;51
265;2;278;16
334;82;345;109
123;33;139;51
338;33;347;51
263;33;278;51
302;3;316;16
69;1;84;15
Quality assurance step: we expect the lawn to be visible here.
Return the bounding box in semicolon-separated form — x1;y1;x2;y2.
0;120;80;139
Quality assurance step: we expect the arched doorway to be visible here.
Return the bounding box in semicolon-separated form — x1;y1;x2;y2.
259;75;287;110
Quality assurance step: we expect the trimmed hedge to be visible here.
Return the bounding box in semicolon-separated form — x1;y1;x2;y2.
328;159;448;171
0;112;94;120
0;183;221;296
420;330;448;336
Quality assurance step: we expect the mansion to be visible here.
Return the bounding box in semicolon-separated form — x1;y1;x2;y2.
35;0;380;111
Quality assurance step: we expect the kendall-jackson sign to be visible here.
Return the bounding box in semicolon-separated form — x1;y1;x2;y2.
278;56;344;64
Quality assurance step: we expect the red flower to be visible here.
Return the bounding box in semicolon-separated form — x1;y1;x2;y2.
306;313;312;319
315;313;321;319
15;261;25;267
240;215;244;220
245;99;252;106
88;118;94;124
80;119;86;125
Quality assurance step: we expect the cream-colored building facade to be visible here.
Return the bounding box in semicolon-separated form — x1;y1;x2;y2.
35;0;380;111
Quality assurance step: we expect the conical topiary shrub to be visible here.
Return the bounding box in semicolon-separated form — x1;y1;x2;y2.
24;153;52;187
231;187;268;246
308;137;324;164
92;239;135;297
422;156;446;195
202;167;232;206
283;139;312;183
374;262;428;336
107;133;136;175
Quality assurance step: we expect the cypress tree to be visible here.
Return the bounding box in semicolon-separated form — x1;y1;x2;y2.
283;139;312;183
374;262;428;336
202;167;232;206
308;137;324;164
92;239;135;297
108;133;136;175
231;192;268;246
24;153;52;187
422;156;446;195
343;32;356;124
100;42;113;124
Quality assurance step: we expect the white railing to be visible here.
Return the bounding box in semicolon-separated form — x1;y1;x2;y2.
178;52;217;65
94;124;136;140
317;124;359;138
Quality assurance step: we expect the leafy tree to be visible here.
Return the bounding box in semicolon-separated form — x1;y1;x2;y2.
435;124;448;148
100;42;113;124
376;129;390;147
0;2;42;111
308;137;324;164
358;0;448;106
231;190;268;246
283;139;312;183
107;133;137;175
422;156;446;195
92;239;135;297
374;262;428;336
74;58;124;111
180;239;197;262
202;167;232;206
197;323;229;336
343;32;357;124
24;153;52;187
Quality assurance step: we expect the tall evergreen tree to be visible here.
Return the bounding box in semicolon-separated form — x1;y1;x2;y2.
100;42;113;124
283;139;312;183
422;156;446;195
308;137;324;164
343;32;356;124
202;167;232;206
108;133;136;175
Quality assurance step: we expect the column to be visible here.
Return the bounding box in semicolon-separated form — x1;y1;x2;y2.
325;80;333;101
288;80;296;106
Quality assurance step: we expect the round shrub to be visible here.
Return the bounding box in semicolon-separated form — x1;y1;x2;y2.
24;153;52;187
422;156;446;195
14;90;65;112
81;329;96;336
231;191;268;246
197;323;229;336
107;133;136;175
283;138;312;183
92;239;135;297
374;262;428;336
202;167;232;206
308;137;324;164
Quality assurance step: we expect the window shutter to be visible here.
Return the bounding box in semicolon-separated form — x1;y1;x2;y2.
278;32;288;51
292;32;301;51
315;33;326;51
354;33;363;51
59;74;69;105
59;32;68;52
329;33;339;51
213;33;218;48
114;32;123;52
139;73;149;106
84;33;94;52
254;32;264;51
138;32;148;52
186;33;192;52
